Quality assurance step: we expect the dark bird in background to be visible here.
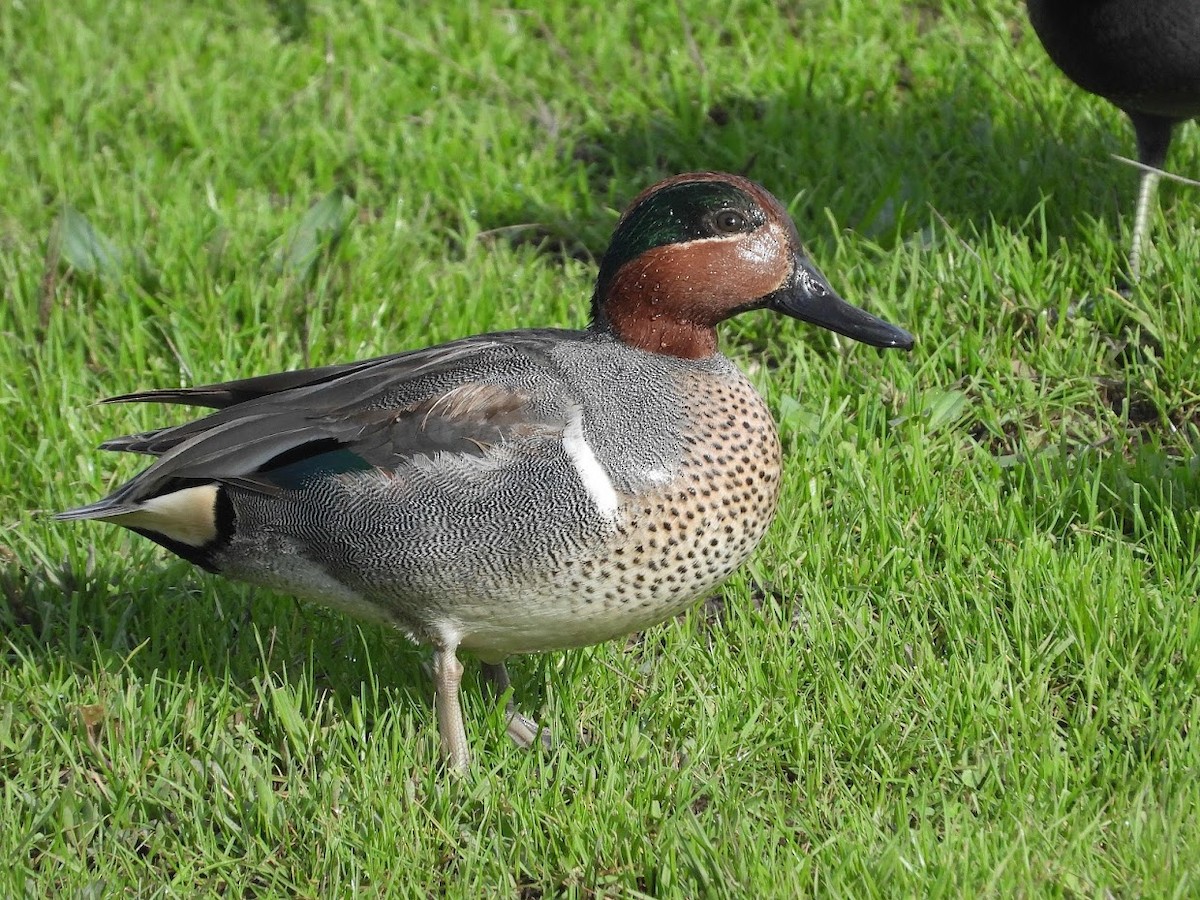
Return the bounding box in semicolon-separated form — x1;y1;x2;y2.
1026;0;1200;281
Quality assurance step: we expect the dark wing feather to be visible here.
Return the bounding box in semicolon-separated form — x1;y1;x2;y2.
100;339;499;455
103;356;399;410
58;331;580;521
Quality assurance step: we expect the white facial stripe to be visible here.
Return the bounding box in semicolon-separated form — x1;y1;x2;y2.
562;412;619;523
109;484;220;546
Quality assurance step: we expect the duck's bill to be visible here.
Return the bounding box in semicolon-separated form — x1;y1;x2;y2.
770;253;915;350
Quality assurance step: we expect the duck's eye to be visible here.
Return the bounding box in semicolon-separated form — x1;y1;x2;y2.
709;209;748;234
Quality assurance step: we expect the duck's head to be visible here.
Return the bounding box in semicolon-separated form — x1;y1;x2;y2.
591;172;915;359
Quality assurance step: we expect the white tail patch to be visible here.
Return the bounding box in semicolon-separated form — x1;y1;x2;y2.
105;484;220;547
562;412;619;523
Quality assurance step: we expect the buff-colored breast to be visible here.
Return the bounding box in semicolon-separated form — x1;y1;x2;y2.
455;366;782;657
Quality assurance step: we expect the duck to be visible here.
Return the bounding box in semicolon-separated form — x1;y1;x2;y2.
1025;0;1200;281
57;172;914;771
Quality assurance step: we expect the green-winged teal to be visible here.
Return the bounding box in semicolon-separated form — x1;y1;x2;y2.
59;172;914;770
1026;0;1200;281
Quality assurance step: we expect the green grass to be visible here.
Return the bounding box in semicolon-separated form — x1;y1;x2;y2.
4;0;1200;894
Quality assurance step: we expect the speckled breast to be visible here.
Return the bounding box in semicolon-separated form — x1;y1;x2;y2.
454;364;783;657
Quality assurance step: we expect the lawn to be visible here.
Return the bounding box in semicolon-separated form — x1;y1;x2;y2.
4;0;1200;895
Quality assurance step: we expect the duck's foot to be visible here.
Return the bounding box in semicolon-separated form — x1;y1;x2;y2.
481;661;552;751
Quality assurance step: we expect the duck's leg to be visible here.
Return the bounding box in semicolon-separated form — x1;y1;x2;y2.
481;661;551;750
1127;113;1175;283
432;646;470;771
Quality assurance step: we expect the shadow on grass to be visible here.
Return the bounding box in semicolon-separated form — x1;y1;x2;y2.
470;84;1128;267
1008;434;1200;560
0;550;465;726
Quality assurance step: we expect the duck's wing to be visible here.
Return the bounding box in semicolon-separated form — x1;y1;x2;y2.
57;331;582;521
102;356;400;411
99;337;517;456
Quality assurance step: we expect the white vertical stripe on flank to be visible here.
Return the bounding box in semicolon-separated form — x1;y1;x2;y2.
561;411;619;522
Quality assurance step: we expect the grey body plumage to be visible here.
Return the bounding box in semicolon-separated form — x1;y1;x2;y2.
61;329;776;659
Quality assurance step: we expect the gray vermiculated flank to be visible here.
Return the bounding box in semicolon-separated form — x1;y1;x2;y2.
205;331;782;656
